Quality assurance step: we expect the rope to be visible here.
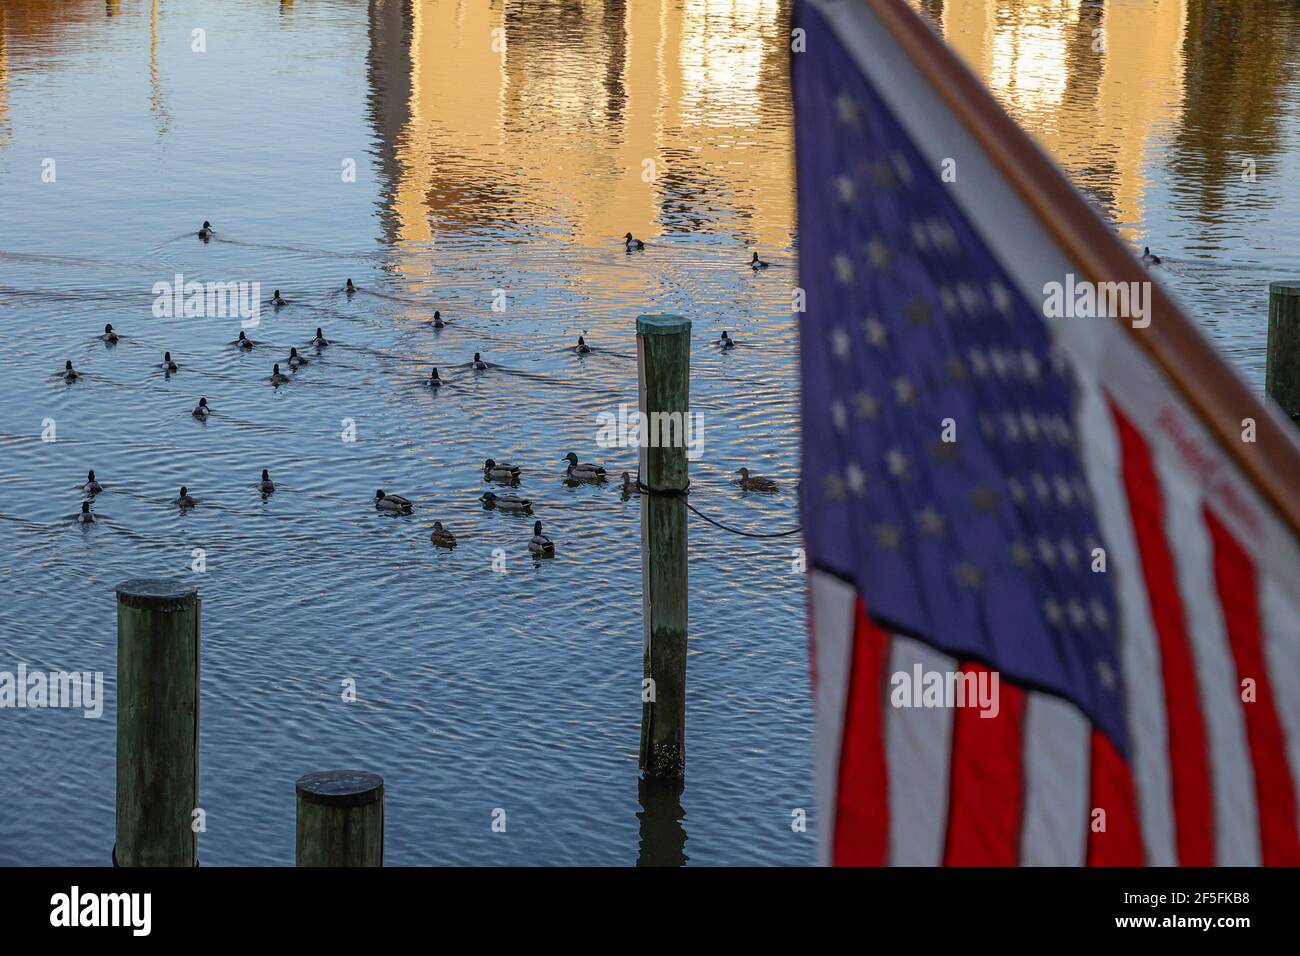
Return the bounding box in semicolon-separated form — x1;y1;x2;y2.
632;474;801;538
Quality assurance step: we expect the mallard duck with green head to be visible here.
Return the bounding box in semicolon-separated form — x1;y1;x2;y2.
375;489;413;514
563;452;606;482
529;520;555;555
484;459;521;482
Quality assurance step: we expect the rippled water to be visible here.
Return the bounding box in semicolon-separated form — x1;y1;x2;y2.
2;0;1298;866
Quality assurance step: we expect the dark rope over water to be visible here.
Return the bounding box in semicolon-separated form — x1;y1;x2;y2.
634;476;802;538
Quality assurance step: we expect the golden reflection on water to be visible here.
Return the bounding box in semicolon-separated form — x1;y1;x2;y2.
372;0;795;254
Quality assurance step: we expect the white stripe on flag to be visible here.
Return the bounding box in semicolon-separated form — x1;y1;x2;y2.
1021;692;1089;866
1261;575;1300;836
884;636;954;866
1158;453;1261;865
809;569;858;867
1074;382;1176;865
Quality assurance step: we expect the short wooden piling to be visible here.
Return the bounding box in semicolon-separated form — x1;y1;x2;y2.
114;578;200;867
1266;280;1300;422
636;314;691;778
295;770;385;866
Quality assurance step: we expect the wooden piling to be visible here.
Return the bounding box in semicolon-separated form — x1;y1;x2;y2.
1266;280;1300;422
636;314;691;778
114;578;200;867
295;770;385;866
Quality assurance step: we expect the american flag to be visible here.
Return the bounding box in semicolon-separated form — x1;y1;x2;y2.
795;0;1300;866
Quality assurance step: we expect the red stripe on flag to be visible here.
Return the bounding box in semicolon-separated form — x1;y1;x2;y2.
1110;403;1216;865
942;664;1026;866
1086;729;1146;865
832;598;890;865
1204;508;1300;865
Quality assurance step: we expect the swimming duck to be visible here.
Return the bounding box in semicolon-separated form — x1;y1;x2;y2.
484;459;521;481
192;397;210;421
718;330;736;349
737;467;779;492
624;232;645;251
432;310;445;329
287;347;308;369
272;290;286;307
750;252;769;270
198;220;213;240
233;331;254;350
472;352;488;370
259;469;276;494
270;364;289;386
427;367;443;388
84;470;103;495
77;501;95;525
313;328;329;348
529;520;555;555
162;351;179;372
101;324;119;343
62;360;80;382
345;278;356;294
480;491;532;513
175;485;196;509
620;471;639;496
576;335;591;354
430;521;457;548
1141;246;1162;265
563;452;607;482
375;489;413;513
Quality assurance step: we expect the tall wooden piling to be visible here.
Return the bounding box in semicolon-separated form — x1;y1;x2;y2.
295;770;385;866
1266;280;1300;422
636;314;691;778
114;578;200;867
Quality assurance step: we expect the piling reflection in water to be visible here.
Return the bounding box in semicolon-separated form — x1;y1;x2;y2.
637;776;688;867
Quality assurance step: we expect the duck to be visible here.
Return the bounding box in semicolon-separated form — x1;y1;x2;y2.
750;252;769;270
480;490;532;513
192;397;210;421
718;330;736;349
427;367;443;388
737;467;779;492
430;521;457;548
233;331;254;350
620;471;639;496
312;328;329;348
471;352;488;370
175;485;197;509
484;458;521;481
529;520;555;555
197;220;213;240
272;290;286;307
101;323;119;343
345;278;356;294
258;469;276;494
432;310;445;329
270;364;289;386
287;347;308;369
375;489;413;513
84;470;103;495
624;232;645;251
576;335;591;354
62;360;80;383
1141;246;1162;265
76;500;95;525
563;452;607;482
162;351;179;373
